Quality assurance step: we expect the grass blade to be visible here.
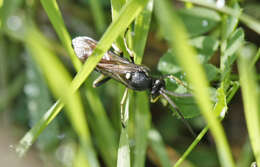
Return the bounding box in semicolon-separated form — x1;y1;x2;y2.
237;138;254;167
0;73;24;111
16;0;149;156
148;129;172;167
117;92;131;167
28;29;99;166
133;91;151;167
117;127;131;167
25;56;59;151
250;48;260;68
238;46;260;166
84;81;117;167
131;1;153;166
110;0;132;59
16;100;63;156
154;0;235;166
111;0;126;19
16;28;99;167
40;0;117;165
133;0;153;64
89;0;106;34
40;0;82;70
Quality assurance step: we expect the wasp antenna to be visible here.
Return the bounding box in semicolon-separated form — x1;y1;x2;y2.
163;89;193;98
160;89;196;138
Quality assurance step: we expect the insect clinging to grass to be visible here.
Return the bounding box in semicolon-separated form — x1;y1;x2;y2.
72;36;196;137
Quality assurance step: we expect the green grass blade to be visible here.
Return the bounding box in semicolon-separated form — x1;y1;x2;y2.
117;127;131;167
25;56;59;150
16;28;99;167
250;48;260;68
16;100;63;156
40;0;82;71
133;92;151;167
84;82;117;167
174;127;209;167
73;148;91;167
131;1;153;167
110;0;132;59
117;92;131;167
16;0;149;156
148;129;172;167
41;0;116;164
0;0;23;31
28;29;98;166
237;138;254;167
133;0;153;64
111;0;126;19
178;0;260;35
0;73;25;111
89;0;106;34
238;46;260;166
154;0;235;166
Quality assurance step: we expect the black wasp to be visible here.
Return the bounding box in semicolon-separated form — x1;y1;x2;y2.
72;36;195;137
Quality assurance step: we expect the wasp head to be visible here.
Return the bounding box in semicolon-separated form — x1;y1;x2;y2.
151;78;165;100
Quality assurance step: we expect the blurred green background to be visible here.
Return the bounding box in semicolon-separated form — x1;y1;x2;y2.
0;0;260;167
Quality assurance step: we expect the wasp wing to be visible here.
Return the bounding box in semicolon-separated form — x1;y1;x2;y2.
72;36;151;89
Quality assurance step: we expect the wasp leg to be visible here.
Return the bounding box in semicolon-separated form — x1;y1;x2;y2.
112;43;123;56
120;88;129;128
93;74;111;88
160;90;196;138
123;36;135;63
163;89;193;97
150;94;162;103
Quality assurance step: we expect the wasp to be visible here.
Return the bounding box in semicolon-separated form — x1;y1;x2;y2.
72;36;195;137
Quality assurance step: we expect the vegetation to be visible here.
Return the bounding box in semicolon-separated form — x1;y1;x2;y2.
0;0;260;166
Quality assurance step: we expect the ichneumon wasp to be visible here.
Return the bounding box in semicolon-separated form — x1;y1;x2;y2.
72;36;196;137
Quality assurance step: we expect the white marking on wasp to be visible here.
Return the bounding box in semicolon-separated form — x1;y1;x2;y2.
125;72;131;80
72;36;94;59
72;36;110;61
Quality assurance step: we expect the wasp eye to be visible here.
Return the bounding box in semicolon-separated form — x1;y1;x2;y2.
125;72;131;80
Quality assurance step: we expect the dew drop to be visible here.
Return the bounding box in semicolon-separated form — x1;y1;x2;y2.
57;133;65;140
7;15;22;32
202;20;209;27
24;84;40;97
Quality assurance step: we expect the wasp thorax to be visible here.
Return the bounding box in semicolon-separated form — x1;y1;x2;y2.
127;71;152;91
